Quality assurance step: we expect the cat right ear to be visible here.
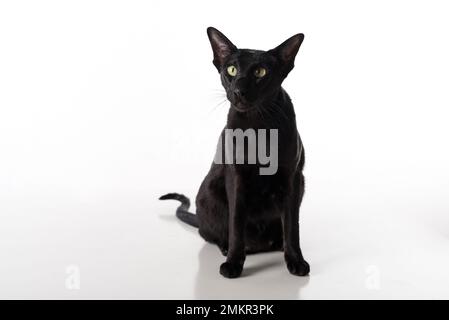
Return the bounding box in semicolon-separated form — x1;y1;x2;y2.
207;27;237;71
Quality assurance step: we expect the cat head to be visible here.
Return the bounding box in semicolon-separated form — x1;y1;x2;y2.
207;27;304;112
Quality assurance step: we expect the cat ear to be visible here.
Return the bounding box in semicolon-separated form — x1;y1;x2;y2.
207;27;237;70
270;33;304;67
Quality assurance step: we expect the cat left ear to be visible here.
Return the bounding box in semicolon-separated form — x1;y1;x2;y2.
207;27;237;71
270;33;304;67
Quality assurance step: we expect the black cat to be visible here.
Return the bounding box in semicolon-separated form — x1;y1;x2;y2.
160;27;309;278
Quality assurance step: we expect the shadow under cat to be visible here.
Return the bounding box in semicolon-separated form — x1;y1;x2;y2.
194;243;310;299
158;213;310;298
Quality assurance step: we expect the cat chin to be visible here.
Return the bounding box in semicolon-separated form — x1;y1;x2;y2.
231;103;256;113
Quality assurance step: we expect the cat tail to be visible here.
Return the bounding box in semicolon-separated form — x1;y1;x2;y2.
159;193;199;228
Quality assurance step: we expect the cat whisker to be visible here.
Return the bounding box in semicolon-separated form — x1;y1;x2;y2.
209;98;229;114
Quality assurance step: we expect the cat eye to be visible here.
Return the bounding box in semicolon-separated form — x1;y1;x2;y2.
227;65;237;77
254;67;267;78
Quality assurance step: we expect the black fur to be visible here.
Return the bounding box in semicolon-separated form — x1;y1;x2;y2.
160;27;309;278
159;193;198;228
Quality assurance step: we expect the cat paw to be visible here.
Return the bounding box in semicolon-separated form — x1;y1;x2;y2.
285;256;310;276
219;262;243;278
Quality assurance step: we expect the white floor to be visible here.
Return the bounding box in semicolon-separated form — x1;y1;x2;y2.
1;178;449;299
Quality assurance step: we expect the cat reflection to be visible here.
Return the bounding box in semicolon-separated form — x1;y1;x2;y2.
194;244;309;299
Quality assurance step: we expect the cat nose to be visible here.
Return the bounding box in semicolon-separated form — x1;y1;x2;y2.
233;89;247;101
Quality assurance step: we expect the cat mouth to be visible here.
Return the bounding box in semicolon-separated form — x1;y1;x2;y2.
232;102;255;113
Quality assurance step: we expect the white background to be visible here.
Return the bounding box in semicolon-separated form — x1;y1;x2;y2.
1;0;449;299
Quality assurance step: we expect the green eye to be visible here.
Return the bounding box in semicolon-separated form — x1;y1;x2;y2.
227;65;237;77
254;67;267;78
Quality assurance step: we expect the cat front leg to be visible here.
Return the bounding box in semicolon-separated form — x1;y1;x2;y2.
282;172;310;276
219;174;247;278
